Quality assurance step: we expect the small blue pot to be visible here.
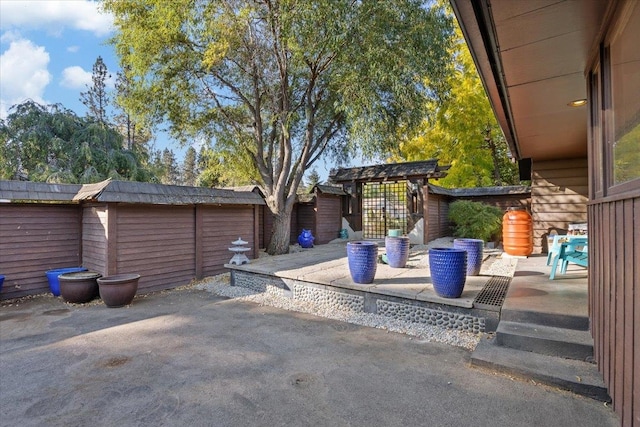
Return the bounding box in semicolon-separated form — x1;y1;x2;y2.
385;236;410;268
46;267;88;296
428;248;467;298
347;241;378;284
453;238;484;276
298;229;315;248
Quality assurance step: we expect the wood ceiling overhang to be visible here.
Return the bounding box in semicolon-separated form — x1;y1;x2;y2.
450;0;608;162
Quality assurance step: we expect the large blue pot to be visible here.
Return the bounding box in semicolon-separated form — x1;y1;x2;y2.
453;238;484;276
385;236;410;268
0;275;4;294
46;267;88;296
428;248;467;298
347;241;378;284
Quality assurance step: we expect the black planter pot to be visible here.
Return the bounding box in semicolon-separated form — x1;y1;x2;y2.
58;271;101;303
97;274;140;307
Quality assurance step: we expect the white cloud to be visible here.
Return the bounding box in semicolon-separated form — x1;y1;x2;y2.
67;45;79;53
0;1;114;37
61;63;117;90
60;66;92;89
0;37;51;118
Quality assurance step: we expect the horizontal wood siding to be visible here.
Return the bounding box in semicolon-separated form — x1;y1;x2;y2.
0;204;81;299
589;195;639;425
427;194;450;241
115;206;195;293
201;206;255;277
295;203;315;242
315;195;342;244
531;158;588;253
82;205;108;275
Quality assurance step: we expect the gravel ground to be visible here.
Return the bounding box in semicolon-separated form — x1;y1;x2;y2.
192;237;517;351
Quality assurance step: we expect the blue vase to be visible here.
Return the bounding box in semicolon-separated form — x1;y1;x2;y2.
428;248;467;298
298;229;315;248
347;241;378;284
385;236;410;268
453;238;484;276
45;267;88;297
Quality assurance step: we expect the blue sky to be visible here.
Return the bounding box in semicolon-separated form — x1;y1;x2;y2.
0;0;371;180
0;0;187;159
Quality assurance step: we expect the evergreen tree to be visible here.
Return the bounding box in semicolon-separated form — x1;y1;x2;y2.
160;148;179;185
182;146;197;186
305;168;321;193
80;56;110;124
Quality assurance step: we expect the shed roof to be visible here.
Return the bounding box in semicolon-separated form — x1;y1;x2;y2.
0;179;264;205
427;184;531;197
74;180;264;205
0;181;81;202
329;160;449;183
314;184;347;196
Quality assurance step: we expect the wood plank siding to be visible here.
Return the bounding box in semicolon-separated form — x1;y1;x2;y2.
200;205;255;277
426;193;450;241
296;203;315;241
531;159;588;253
589;195;640;426
315;194;342;244
81;205;108;275
0;204;81;298
115;205;195;293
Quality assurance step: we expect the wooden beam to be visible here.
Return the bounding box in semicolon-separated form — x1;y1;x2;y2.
106;203;118;275
195;205;203;278
422;184;429;244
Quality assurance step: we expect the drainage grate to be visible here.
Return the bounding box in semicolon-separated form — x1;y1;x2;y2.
473;276;512;311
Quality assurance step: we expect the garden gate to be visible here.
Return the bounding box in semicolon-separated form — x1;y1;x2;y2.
362;181;408;239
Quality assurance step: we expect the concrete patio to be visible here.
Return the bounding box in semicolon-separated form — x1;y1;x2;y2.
0;283;616;426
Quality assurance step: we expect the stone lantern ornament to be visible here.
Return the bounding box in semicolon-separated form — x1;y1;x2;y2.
229;237;251;265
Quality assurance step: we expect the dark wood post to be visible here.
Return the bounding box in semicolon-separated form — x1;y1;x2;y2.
106;203;118;275
253;204;260;259
422;184;429;244
195;205;203;278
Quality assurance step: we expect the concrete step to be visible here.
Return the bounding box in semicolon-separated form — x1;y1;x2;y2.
496;321;594;360
471;336;609;402
500;308;589;331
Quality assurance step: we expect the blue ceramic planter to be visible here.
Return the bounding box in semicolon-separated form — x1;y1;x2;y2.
428;248;467;298
46;267;88;296
385;236;410;268
453;238;484;276
298;229;315;248
0;275;4;294
347;241;378;284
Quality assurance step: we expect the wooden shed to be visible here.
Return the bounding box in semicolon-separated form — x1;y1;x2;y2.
0;180;264;299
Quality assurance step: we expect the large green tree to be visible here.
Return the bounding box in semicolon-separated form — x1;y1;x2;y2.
390;23;518;187
104;0;453;254
0;100;153;183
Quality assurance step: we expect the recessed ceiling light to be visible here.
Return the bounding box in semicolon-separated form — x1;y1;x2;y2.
568;99;587;107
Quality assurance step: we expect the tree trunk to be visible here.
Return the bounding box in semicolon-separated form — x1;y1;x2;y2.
267;204;294;255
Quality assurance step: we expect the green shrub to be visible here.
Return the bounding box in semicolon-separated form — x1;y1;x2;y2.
448;200;503;242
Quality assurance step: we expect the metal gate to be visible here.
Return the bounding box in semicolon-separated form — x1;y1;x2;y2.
362;181;408;239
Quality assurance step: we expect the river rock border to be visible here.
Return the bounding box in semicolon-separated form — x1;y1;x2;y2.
376;300;485;333
293;283;364;312
232;270;287;297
